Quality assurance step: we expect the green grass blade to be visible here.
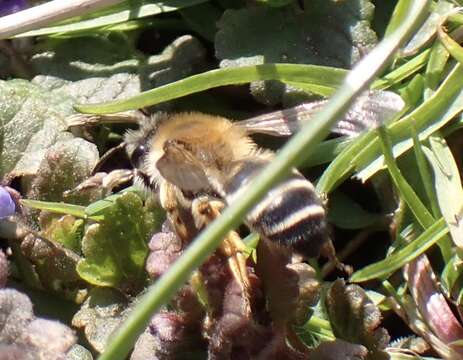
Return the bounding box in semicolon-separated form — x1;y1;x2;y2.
318;62;463;194
14;0;206;38
75;64;347;114
303;316;335;341
20;199;87;219
425;41;450;91
316;129;377;194
384;0;416;38
372;48;430;90
84;186;140;217
423;136;463;250
350;218;448;282
411;127;440;217
378;122;455;268
98;1;431;358
377;125;435;229
56;18;188;37
438;24;463;64
358;62;463;180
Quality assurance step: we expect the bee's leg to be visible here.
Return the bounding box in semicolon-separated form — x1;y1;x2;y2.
63;169;133;198
159;181;198;244
192;197;251;311
219;230;251;292
66;110;147;129
320;239;353;276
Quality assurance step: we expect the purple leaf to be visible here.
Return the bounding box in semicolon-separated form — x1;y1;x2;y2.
405;256;463;357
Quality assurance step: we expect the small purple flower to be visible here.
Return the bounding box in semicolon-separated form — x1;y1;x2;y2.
0;186;15;219
0;0;27;16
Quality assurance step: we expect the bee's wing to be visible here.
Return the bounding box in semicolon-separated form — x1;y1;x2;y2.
334;90;406;136
156;140;210;192
236;90;405;137
236;102;324;136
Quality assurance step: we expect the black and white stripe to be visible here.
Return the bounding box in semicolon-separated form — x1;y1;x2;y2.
221;159;328;257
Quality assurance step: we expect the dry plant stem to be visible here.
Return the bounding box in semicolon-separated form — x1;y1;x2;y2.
66;111;145;129
0;0;124;39
321;229;373;278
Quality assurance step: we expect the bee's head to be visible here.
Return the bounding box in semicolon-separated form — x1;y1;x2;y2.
124;113;171;169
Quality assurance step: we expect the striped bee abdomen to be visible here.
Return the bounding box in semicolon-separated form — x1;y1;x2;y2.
222;159;328;258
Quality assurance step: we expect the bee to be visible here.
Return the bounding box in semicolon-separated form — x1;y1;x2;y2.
121;90;404;258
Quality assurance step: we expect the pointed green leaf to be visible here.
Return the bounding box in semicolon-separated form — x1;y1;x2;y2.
423;136;463;248
74;64;347;114
14;0;207;38
350;218;448;282
20;199;87;219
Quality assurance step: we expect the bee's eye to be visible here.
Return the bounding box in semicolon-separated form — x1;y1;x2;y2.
130;144;146;168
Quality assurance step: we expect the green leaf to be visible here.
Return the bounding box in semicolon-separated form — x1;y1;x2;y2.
441;253;463;303
215;1;376;105
303;315;334;342
425;40;450;91
179;2;222;41
376;126;435;229
32;35;207;107
77;192;160;290
372;49;430;90
317;62;463;194
423;135;463;248
93;18;187;34
437;14;463;65
84;186;141;218
400;0;453;57
75;64;346;114
384;0;415;37
0;80;75;178
350;218;448;282
39;214;84;253
15;0;207;38
20;199;87;219
361;63;463;180
72;288;130;353
399;73;424;106
386;127;453;261
411;127;440;217
327;191;384;230
305;137;354;167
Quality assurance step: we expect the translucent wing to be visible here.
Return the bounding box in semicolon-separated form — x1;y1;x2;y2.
236;90;405;137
